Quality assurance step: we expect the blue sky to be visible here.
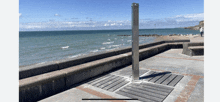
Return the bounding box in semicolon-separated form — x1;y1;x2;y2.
19;0;204;31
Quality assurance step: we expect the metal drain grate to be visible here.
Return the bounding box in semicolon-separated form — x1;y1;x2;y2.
141;71;184;87
87;74;129;92
116;82;174;102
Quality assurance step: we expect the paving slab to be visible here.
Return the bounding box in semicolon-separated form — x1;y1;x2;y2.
139;49;204;76
39;88;109;102
187;78;204;102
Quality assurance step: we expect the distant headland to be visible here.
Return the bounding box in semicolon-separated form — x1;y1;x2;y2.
184;20;204;30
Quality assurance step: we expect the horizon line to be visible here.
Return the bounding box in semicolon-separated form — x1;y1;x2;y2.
19;27;186;32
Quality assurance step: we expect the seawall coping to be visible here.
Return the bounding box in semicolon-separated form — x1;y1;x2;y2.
19;70;66;90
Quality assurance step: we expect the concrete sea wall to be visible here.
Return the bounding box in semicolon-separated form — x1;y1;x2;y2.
19;40;189;102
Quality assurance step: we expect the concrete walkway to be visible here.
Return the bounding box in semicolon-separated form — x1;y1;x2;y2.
155;34;204;43
39;48;204;102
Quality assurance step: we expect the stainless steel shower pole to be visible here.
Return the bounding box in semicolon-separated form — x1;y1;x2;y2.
131;3;139;81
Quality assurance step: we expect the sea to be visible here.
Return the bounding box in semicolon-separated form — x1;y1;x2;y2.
19;28;199;67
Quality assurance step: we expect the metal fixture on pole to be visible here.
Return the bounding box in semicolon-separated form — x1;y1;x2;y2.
131;3;139;81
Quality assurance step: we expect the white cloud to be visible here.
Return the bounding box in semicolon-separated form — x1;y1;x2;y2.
19;13;204;31
111;23;116;26
20;20;131;30
174;13;204;22
176;13;203;18
19;13;22;17
138;13;204;28
54;13;60;17
104;23;109;26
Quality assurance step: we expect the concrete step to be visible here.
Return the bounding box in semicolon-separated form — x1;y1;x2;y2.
188;46;204;50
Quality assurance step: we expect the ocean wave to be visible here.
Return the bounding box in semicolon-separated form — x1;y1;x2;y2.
111;45;120;47
68;54;82;58
127;40;131;42
102;41;114;45
108;39;111;41
100;47;105;50
107;46;112;48
90;49;99;53
36;61;47;65
61;46;69;49
107;45;121;49
105;49;110;51
108;48;117;51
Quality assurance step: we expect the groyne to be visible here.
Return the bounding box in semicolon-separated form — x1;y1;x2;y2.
117;34;162;37
19;39;190;102
117;34;193;37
